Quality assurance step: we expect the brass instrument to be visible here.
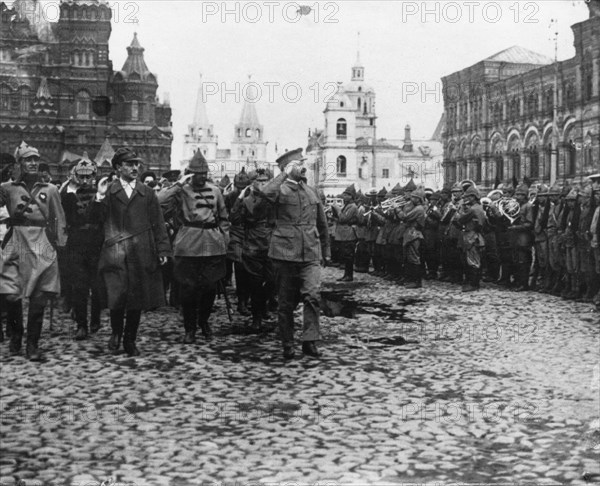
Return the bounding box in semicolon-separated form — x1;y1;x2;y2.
494;197;521;224
324;197;343;217
364;195;410;216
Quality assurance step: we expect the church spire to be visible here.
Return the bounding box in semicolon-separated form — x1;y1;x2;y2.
121;32;153;81
351;32;364;81
238;75;260;127
193;73;210;127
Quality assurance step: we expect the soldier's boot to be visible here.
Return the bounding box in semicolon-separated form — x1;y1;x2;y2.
539;269;553;293
26;297;46;362
341;262;354;282
73;300;88;341
108;309;125;354
199;289;216;341
573;274;585;301
562;275;575;299
550;273;564;296
236;296;251;316
89;293;102;334
182;303;197;344
405;264;422;289
584;274;599;303
7;299;23;355
123;310;141;357
461;268;477;292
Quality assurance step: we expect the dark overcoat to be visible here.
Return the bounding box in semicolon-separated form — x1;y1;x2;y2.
89;180;172;310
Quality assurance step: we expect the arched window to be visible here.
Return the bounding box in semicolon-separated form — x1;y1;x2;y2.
511;149;521;181
544;87;553;115
256;129;260;138
336;118;347;139
245;128;252;137
495;153;504;182
237;128;241;137
529;145;539;179
564;83;576;111
357;98;361;109
474;156;482;183
131;100;138;121
20;87;30;114
527;91;538;115
76;90;90;117
567;140;576;176
336;155;347;176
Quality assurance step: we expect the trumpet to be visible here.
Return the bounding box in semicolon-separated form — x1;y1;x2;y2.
364;195;410;216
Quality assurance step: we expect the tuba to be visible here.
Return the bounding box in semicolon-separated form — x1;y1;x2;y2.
496;198;521;224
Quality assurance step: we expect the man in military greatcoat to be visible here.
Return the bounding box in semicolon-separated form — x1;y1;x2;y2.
255;148;330;360
91;147;172;356
0;142;67;361
158;151;230;344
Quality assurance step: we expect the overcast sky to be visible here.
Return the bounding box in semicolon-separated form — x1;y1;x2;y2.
51;1;594;165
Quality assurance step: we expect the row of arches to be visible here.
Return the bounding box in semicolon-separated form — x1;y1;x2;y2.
446;119;596;184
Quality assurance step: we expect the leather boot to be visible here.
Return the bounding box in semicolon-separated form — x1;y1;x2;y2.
561;275;573;299
74;325;88;341
550;273;564;296
199;289;216;341
182;303;197;344
89;293;101;333
405;264;422;289
123;310;141;356
7;299;23;355
108;309;125;353
26;297;46;362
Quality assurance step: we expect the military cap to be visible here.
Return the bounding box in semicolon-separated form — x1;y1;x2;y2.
389;183;403;197
430;191;441;200
218;174;231;188
14;141;40;161
460;179;475;191
112;147;141;169
441;187;452;196
537;184;549;196
342;184;356;199
464;186;480;199
367;187;378;196
411;188;426;204
275;148;306;169
74;159;97;176
424;188;434;197
451;182;462;192
403;178;417;192
377;187;388;197
234;169;250;189
162;169;181;182
547;183;561;196
515;183;529;196
188;150;209;173
255;167;273;180
588;173;600;183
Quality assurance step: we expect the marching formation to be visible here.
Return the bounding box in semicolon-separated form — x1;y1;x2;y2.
326;176;600;303
0;142;330;362
1;140;598;363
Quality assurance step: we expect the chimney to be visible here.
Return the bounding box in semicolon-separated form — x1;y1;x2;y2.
403;124;413;152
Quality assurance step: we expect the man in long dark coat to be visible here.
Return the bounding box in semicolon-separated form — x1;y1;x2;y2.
90;147;171;356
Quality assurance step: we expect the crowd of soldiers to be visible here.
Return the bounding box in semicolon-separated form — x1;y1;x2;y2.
1;140;598;362
0;142;329;362
326;175;600;308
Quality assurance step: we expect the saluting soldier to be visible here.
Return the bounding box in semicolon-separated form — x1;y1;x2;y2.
332;184;358;282
255;148;330;360
158;151;229;344
231;168;275;330
60;158;104;339
0;142;67;360
91;147;172;356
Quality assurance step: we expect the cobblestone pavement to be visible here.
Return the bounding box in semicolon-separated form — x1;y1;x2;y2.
1;268;599;486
